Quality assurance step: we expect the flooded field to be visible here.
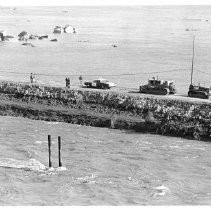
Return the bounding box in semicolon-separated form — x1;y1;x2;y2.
0;116;211;205
0;6;211;93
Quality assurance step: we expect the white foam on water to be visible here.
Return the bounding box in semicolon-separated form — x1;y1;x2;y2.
46;122;60;125
142;141;152;145
153;185;170;196
38;166;68;176
0;158;46;171
76;174;97;184
128;176;132;181
192;156;200;159
56;166;67;171
46;166;67;172
35;141;42;144
169;145;180;149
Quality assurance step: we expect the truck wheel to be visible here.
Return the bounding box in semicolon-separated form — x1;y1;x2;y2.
139;87;142;92
163;88;168;95
188;91;192;97
204;93;209;99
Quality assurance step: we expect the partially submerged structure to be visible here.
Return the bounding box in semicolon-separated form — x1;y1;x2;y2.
50;39;57;42
18;31;28;41
0;31;14;41
63;25;76;33
53;25;77;34
0;30;7;41
22;43;35;47
53;26;62;34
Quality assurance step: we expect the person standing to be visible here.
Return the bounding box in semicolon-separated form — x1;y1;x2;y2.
65;77;70;88
30;73;34;83
79;75;83;86
30;73;36;84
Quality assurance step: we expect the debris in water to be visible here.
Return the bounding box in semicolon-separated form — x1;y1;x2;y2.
29;34;38;40
22;43;35;47
185;28;198;31
50;39;57;42
39;35;48;39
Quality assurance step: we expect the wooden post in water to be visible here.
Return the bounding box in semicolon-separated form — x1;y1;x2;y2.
48;135;52;168
58;136;62;167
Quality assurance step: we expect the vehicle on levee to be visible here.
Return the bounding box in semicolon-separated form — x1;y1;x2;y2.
139;77;176;95
84;78;116;89
188;36;210;99
188;84;210;99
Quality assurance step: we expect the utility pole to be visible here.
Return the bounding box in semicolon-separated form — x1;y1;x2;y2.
191;35;195;85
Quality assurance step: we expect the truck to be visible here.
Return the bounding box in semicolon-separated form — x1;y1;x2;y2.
83;78;116;89
139;77;176;95
188;36;210;99
188;84;210;99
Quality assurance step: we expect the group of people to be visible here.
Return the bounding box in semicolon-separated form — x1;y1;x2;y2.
30;73;83;88
65;75;83;88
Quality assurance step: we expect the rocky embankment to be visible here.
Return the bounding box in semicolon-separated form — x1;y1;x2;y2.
0;81;211;141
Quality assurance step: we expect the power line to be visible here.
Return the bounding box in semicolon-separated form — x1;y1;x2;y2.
36;69;189;77
0;70;29;75
0;68;189;77
197;70;211;76
0;68;210;78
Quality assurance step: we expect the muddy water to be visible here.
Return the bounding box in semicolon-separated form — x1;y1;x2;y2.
0;116;211;205
1;6;211;94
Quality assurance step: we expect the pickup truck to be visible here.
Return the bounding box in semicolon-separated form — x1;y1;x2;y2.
84;78;116;89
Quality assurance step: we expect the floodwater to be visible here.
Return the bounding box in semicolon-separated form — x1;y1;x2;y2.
0;116;211;205
0;6;211;93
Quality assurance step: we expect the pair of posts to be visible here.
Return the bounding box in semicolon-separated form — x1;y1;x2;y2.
48;135;62;168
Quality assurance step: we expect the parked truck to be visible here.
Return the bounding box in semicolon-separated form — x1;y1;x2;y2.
139;77;176;95
188;84;210;99
84;78;116;89
188;36;210;99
